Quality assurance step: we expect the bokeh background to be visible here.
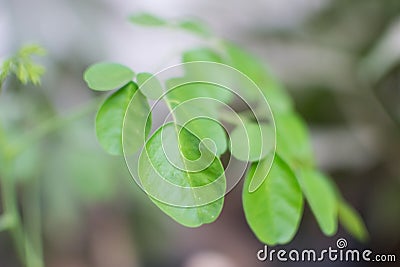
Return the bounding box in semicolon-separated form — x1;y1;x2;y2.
1;0;400;266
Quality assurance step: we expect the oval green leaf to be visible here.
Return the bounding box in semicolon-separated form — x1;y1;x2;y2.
185;118;227;156
229;122;274;162
243;155;303;245
298;169;338;236
84;62;134;91
138;123;226;227
224;42;293;112
136;72;164;99
275;113;314;168
96;82;151;155
338;200;369;242
246;152;275;193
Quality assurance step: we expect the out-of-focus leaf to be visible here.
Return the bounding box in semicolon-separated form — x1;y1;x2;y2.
298;169;338;236
243;155;303;245
96;82;151;155
182;48;222;63
129;13;167;26
275;113;314;168
246;152;275;192
177;20;212;37
136;72;164;99
224;42;293;112
166;78;232;108
339;200;369;242
84;62;134;91
229;122;274;162
185;118;227;156
138;123;226;227
1;44;46;88
163;82;228;156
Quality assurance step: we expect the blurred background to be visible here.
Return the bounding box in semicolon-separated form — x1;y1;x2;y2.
1;0;400;266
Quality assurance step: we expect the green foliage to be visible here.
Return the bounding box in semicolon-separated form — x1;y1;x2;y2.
298;169;338;235
0;44;47;267
138;123;225;227
275;113;314;169
243;155;303;245
129;13;167;26
129;12;211;37
0;44;46;90
229;122;273;162
96;82;151;155
83;13;367;246
177;20;212;37
338;199;369;242
84;62;134;91
136;72;164;99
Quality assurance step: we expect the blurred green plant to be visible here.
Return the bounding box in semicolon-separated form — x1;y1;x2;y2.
0;44;46;267
0;45;126;267
0;44;46;92
84;13;369;246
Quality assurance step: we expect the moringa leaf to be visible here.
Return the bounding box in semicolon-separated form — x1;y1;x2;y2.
275;113;314;169
96;82;150;155
246;152;275;193
84;62;134;91
129;13;167;26
298;169;338;236
136;72;164;99
224;42;293;112
138;122;226;227
177;20;212;37
184;118;227;156
338;200;369;242
164;79;230;156
229;122;274;162
182;48;222;63
243;155;303;245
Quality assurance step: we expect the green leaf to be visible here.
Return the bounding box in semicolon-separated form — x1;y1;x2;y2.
224;43;268;86
96;82;151;155
229;122;274;162
182;47;222;63
298;169;338;236
177;20;212;37
243;155;303;245
129;13;167;26
162;83;228;156
181;48;233;92
138;123;226;227
185;118;227;156
84;62;134;91
224;42;293;112
246;152;275;193
167;78;232;106
136;72;164;99
338;200;369;242
275;113;314;168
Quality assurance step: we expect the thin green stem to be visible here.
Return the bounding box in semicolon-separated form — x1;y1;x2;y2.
23;177;43;267
0;166;26;264
0;95;102;267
